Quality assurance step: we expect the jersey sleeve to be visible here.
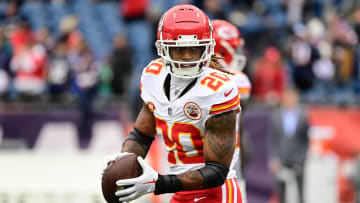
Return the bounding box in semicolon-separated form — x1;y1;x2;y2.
208;79;240;116
140;58;164;103
231;72;251;101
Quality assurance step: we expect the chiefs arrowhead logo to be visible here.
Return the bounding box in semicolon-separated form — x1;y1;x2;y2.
183;102;202;120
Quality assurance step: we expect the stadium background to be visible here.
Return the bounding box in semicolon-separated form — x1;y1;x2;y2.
0;0;360;202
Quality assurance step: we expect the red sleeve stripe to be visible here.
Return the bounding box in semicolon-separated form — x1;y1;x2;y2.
235;132;240;148
209;94;240;115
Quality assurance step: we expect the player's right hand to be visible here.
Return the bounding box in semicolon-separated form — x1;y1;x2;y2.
115;156;158;202
101;152;132;176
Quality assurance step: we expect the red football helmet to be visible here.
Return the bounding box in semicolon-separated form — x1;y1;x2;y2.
212;19;246;71
156;4;214;78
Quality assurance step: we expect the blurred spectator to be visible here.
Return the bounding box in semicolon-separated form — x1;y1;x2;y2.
58;15;82;55
70;39;99;147
285;0;305;25
268;87;309;203
59;14;79;36
121;0;148;19
309;0;326;19
47;35;71;102
201;0;226;20
311;40;336;102
109;34;132;96
120;0;153;118
327;13;357;83
35;27;54;54
354;7;360;41
0;28;13;97
353;7;360;102
326;12;358;104
252;46;287;106
9;18;33;55
70;40;99;103
286;21;319;96
59;15;84;74
0;1;25;29
97;57;113;101
10;33;47;100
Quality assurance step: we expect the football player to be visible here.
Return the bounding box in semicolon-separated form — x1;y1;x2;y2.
212;19;252;203
103;4;242;203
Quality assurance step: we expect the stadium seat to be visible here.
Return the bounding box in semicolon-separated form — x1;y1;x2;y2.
34;122;79;152
21;1;47;30
0;2;6;14
46;1;68;36
88;120;125;153
94;1;124;39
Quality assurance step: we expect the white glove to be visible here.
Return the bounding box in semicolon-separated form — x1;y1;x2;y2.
115;156;158;202
101;152;131;176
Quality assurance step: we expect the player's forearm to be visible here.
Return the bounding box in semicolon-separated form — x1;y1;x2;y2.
177;170;204;190
155;163;228;194
121;103;156;157
121;140;146;157
177;162;230;190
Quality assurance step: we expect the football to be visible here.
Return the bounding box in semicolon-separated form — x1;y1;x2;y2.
101;153;142;203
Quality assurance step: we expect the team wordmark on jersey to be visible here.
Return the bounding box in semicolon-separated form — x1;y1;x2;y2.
183;102;202;120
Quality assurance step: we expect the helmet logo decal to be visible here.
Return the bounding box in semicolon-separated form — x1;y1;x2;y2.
217;26;238;40
183;102;202;120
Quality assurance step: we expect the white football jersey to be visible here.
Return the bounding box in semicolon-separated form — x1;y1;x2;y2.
229;70;251;101
228;70;252;180
222;59;252;202
140;59;240;177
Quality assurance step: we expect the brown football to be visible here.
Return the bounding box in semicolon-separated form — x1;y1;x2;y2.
101;153;142;203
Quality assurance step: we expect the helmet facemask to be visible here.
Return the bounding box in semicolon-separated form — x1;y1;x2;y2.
156;35;214;78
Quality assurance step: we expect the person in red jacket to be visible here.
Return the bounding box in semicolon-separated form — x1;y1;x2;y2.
253;46;287;105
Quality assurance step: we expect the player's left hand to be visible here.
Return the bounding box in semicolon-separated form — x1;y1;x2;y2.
115;156;158;202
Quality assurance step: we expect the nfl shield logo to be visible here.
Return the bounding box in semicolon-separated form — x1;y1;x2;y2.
168;107;172;116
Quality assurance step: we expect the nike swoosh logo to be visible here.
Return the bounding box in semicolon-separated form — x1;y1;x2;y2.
143;178;156;184
194;197;207;202
224;88;233;97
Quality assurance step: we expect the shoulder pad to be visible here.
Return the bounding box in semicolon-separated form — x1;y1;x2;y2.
199;69;240;115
